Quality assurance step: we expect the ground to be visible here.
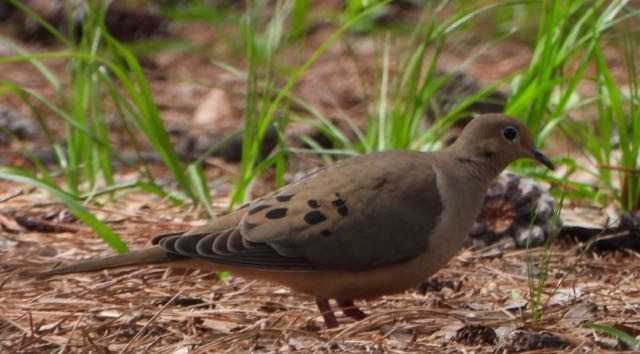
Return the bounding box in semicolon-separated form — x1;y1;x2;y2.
1;2;640;353
2;187;639;352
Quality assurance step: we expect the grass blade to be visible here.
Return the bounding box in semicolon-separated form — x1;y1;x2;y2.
0;167;128;253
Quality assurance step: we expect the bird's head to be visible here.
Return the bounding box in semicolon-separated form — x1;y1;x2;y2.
449;114;554;175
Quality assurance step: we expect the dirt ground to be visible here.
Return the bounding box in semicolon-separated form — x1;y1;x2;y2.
2;2;640;353
2;189;639;353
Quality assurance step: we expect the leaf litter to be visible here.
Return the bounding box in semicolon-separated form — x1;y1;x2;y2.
1;183;640;353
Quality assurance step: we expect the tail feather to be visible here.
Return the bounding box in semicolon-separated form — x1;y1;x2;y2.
24;247;183;277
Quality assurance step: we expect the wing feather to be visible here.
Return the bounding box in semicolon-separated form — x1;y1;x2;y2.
154;151;443;272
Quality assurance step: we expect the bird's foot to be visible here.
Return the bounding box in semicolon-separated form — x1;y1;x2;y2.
314;298;368;328
337;299;368;321
315;297;339;328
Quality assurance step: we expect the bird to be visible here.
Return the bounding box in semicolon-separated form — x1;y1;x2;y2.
28;113;554;328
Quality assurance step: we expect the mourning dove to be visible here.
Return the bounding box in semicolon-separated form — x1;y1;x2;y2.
30;114;554;328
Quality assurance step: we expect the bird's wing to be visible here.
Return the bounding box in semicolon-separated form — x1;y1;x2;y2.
154;152;444;271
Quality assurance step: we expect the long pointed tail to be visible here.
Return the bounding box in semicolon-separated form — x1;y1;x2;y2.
24;247;183;277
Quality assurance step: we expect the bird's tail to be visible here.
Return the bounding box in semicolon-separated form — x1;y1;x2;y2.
24;247;182;277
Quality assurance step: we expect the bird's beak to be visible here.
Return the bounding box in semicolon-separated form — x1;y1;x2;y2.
531;148;554;170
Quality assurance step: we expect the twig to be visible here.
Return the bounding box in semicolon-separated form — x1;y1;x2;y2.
596;164;640;173
0;189;23;203
59;314;83;354
118;290;183;353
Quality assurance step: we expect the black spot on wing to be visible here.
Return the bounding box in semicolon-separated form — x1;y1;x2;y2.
337;205;349;216
275;194;294;202
248;204;270;215
265;208;288;219
304;210;327;225
239;202;250;209
307;199;320;208
320;229;332;237
331;198;345;206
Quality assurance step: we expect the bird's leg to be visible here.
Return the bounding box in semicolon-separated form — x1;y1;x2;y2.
337;299;368;321
315;297;338;328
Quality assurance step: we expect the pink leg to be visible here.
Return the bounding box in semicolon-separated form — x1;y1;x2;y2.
315;297;338;328
337;299;368;321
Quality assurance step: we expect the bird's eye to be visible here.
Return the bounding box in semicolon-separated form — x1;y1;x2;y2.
502;126;518;141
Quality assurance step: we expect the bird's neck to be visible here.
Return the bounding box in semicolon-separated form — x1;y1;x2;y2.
449;152;501;187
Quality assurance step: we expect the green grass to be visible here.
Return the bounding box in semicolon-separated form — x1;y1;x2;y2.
0;0;639;251
506;0;626;139
0;0;197;250
502;0;639;210
558;3;640;211
229;0;392;206
0;166;129;253
590;323;640;350
526;182;566;321
292;1;520;155
590;31;639;211
1;1;191;201
514;1;639;320
229;0;291;205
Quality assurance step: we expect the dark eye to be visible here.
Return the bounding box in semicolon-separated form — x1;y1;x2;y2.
502;126;518;141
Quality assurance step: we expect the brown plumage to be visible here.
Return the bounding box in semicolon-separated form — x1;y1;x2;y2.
28;114;554;328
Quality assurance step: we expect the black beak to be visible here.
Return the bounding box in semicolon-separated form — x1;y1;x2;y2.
531;148;554;170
